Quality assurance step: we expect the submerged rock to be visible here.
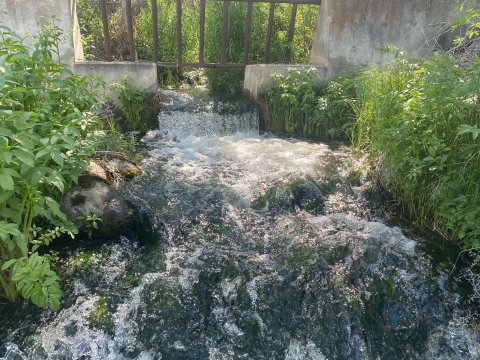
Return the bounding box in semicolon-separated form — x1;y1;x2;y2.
60;177;135;238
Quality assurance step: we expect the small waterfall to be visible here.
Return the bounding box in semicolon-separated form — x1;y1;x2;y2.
0;89;479;360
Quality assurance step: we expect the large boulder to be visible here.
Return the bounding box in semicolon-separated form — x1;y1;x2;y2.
60;177;135;238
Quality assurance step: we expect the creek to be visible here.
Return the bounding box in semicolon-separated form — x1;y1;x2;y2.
0;89;479;359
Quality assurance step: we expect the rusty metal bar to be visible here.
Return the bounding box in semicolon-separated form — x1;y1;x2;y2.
264;2;275;63
125;0;136;61
100;0;112;61
151;0;159;63
199;0;206;65
176;0;182;64
285;3;297;63
214;0;320;4
221;1;229;64
157;61;246;68
243;2;253;65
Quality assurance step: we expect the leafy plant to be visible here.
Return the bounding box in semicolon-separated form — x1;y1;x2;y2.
76;212;102;238
0;21;104;309
110;76;148;131
263;68;354;138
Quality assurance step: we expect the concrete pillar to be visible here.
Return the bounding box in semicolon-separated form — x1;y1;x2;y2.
0;0;83;67
310;0;470;78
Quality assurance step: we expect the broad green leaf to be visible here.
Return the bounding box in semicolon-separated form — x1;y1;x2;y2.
44;197;65;219
0;128;13;137
0;258;17;271
12;112;31;129
0;170;14;191
0;191;14;204
50;296;60;310
2;150;12;164
12;149;35;167
28;252;39;268
50;150;64;166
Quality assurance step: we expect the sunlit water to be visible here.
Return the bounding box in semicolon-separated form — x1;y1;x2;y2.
1;90;479;360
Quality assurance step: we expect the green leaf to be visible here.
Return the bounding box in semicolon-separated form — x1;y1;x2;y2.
0;128;13;137
0;170;14;191
50;296;60;310
12;149;35;167
0;258;18;271
44;197;65;219
12;112;32;129
0;191;14;204
50;150;64;166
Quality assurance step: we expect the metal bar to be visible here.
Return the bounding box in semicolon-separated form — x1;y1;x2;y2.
285;3;297;63
100;0;112;61
212;0;321;4
199;0;206;65
176;0;182;64
156;61;246;68
221;1;229;64
125;0;136;61
151;0;159;63
243;2;253;65
264;2;275;63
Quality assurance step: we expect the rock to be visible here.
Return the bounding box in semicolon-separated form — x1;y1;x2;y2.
86;161;108;181
60;177;135;238
105;158;141;179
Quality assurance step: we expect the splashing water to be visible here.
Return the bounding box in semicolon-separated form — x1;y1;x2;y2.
1;90;479;360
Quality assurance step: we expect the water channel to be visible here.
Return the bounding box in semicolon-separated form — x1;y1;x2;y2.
0;89;479;359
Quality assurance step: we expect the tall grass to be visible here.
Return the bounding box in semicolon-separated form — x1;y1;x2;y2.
264;50;480;256
263;68;355;138
353;52;480;255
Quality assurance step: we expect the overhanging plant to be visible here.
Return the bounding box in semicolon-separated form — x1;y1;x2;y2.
0;20;105;309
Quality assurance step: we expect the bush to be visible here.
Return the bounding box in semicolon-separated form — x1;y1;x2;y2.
263;68;355;138
0;21;104;309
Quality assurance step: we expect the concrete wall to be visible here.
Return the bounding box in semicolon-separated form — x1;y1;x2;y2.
0;0;83;66
1;0;158;101
74;62;158;101
310;0;472;77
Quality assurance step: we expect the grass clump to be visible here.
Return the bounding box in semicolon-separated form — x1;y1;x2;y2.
263;68;355;139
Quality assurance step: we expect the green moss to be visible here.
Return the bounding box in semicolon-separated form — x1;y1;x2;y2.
88;297;117;335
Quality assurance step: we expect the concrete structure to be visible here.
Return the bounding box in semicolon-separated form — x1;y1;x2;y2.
1;0;84;66
74;61;158;101
0;0;157;100
310;0;470;78
244;0;471;108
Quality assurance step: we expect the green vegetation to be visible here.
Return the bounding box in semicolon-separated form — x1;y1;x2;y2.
110;76;149;131
0;21;105;309
263;3;480;258
263;68;355;138
76;0;319;92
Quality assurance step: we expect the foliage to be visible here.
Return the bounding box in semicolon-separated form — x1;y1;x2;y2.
263;68;355;138
0;22;104;309
204;2;319;93
110;76;148;131
349;49;480;256
93;116;139;162
452;0;480;46
76;212;102;239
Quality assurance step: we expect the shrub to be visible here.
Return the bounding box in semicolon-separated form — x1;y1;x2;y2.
0;21;104;309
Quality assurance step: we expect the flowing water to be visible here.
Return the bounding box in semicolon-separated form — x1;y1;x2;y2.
1;89;479;359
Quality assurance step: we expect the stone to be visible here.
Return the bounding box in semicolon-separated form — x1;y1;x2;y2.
105;158;141;179
86;161;108;181
60;177;135;238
